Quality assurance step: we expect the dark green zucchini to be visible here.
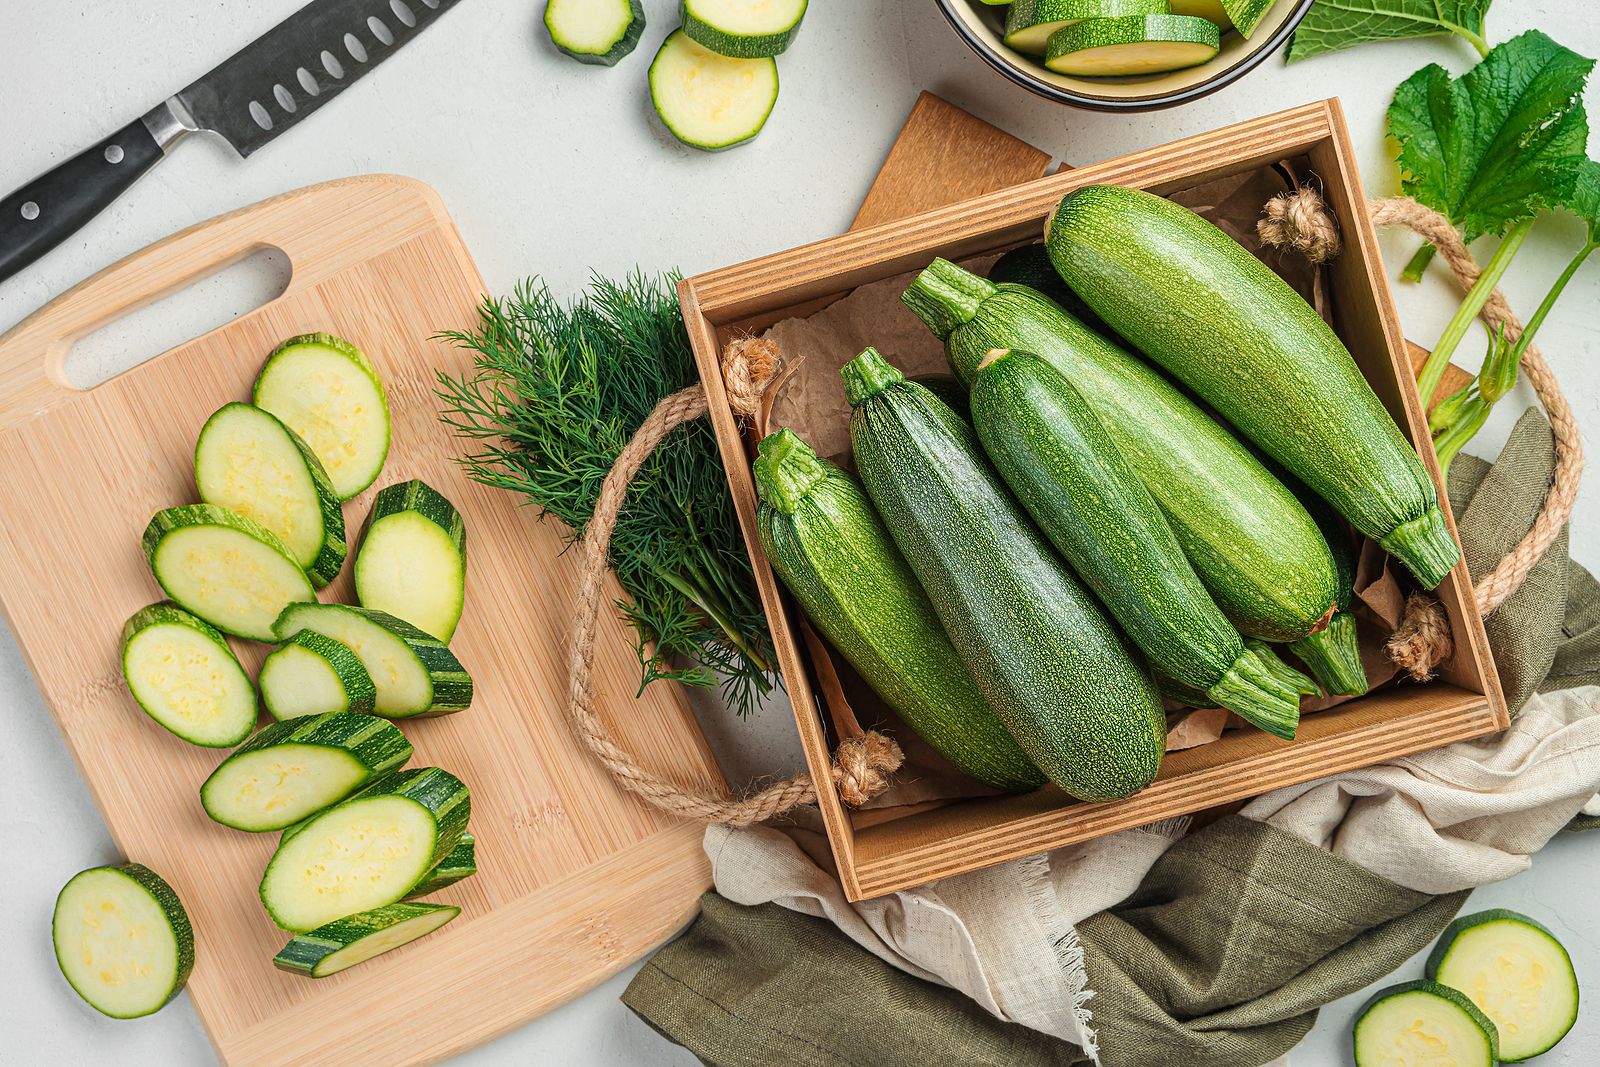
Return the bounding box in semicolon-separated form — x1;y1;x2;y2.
755;430;1042;790
1156;639;1320;707
843;348;1164;800
902;259;1339;647
1045;184;1459;588
987;243;1108;333
971;349;1301;738
1283;475;1369;696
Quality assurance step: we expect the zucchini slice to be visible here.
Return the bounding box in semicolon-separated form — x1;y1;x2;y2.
1170;0;1275;37
273;901;460;978
120;602;256;747
143;504;315;642
274;603;472;718
1353;980;1498;1067
1045;15;1220;76
253;333;390;501
194;403;347;588
1004;0;1165;55
544;0;644;66
259;767;470;932
201;712;413;832
649;30;778;151
406;832;477;897
354;480;467;642
53;864;194;1019
259;631;377;720
682;0;808;59
1427;909;1579;1061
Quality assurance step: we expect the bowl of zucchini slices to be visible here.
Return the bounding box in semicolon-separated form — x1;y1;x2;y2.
937;0;1314;111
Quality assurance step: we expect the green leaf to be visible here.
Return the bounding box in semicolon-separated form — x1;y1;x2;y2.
1566;158;1600;244
1287;0;1491;63
1388;30;1593;243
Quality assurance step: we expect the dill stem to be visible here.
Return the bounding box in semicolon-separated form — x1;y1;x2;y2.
655;565;774;682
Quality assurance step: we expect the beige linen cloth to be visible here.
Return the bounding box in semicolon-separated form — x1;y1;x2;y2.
707;685;1600;1060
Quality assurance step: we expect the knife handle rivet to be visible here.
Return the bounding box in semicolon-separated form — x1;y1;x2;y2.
20;201;40;222
104;144;125;165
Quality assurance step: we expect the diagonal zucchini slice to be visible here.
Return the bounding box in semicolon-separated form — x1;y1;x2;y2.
121;601;257;747
273;902;460;978
274;603;472;718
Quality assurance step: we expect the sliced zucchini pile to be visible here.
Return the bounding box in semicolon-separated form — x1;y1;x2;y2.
354;480;467;642
253;333;391;501
273;902;461;978
260;630;377;720
121;602;257;747
682;0;808;59
143;504;315;641
1004;0;1166;55
201;712;413;832
544;0;645;66
1427;910;1580;1062
258;767;470;932
1045;14;1220;77
274;603;473;718
53;864;194;1019
650;30;779;151
194;402;347;587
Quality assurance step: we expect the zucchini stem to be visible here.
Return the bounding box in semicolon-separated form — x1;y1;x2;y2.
1401;242;1438;283
1419;218;1534;405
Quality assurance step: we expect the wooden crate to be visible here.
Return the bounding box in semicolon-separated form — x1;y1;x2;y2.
679;100;1508;902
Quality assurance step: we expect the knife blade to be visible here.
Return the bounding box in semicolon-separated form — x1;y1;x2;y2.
0;0;463;285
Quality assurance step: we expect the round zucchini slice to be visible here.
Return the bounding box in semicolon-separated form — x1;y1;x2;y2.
143;504;315;642
120;602;256;747
544;0;644;66
258;767;470;932
354;480;466;642
274;902;460;978
201;712;413;832
53;864;194;1019
649;30;778;151
682;0;808;59
259;631;377;720
1353;979;1498;1067
1427;909;1579;1061
253;333;390;501
1004;0;1166;55
1045;15;1221;77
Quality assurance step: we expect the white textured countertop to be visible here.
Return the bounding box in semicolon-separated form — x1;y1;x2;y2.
1;1;1596;1064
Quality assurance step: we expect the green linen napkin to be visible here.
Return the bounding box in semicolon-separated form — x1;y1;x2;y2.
624;410;1597;1066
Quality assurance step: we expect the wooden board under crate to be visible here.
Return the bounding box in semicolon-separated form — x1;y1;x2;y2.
680;99;1508;902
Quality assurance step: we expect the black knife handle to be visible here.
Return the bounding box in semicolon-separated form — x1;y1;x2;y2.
0;118;166;285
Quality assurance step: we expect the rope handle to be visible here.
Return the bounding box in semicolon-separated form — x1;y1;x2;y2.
564;336;902;827
1261;189;1585;678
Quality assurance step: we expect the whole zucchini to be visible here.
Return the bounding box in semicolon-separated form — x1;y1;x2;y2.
971;348;1301;738
753;429;1043;791
1285;472;1369;696
842;347;1164;801
1044;184;1460;589
902;259;1342;648
1156;639;1320;708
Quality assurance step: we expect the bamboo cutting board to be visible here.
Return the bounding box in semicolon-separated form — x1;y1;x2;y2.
0;175;722;1067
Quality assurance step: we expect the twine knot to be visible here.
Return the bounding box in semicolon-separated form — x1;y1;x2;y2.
1385;593;1455;681
1258;187;1342;264
721;336;781;417
831;732;905;807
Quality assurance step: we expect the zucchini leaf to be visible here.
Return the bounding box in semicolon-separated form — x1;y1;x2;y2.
1569;157;1600;244
1287;0;1491;63
1388;30;1593;245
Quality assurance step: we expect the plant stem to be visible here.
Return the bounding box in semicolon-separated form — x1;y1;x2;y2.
1432;395;1491;484
655;565;774;682
1401;243;1438;283
1419;218;1535;404
1458;26;1491;59
1505;242;1598;367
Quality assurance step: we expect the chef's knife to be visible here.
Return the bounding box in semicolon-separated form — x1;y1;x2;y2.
0;0;462;284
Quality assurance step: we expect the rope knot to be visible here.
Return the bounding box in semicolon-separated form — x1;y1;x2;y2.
720;336;781;418
1258;187;1342;264
1385;592;1455;681
831;731;905;807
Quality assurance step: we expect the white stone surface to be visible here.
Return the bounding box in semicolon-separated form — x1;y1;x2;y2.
0;1;1595;1064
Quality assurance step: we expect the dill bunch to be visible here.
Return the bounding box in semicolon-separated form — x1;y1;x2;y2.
435;272;776;717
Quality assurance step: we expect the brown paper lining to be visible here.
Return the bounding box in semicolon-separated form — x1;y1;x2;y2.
756;162;1422;808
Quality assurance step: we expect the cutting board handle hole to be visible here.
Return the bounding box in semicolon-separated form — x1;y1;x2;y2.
61;249;290;390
